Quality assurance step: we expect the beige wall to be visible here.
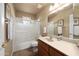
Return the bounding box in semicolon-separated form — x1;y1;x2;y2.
74;4;79;17
15;11;36;20
73;4;79;39
37;5;50;35
8;4;15;17
49;5;73;37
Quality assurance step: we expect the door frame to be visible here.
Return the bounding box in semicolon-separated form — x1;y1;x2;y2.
0;3;5;56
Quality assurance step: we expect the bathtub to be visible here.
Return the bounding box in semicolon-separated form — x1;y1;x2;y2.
13;40;38;52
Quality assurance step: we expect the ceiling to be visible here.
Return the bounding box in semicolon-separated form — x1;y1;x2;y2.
13;3;71;18
13;3;49;15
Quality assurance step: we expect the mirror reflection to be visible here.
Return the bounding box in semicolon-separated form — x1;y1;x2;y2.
48;4;73;39
73;4;79;39
48;3;79;40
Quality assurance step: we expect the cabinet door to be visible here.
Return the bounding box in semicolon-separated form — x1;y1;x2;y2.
49;47;66;56
54;49;66;56
38;40;49;52
54;50;63;56
38;46;49;56
38;40;49;56
38;40;67;56
49;47;54;56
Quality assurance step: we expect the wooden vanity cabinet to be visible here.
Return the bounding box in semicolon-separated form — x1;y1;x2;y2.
49;47;66;56
38;40;67;56
49;47;54;56
38;40;49;56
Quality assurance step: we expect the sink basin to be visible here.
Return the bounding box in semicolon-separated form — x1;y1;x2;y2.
42;36;62;42
46;38;53;42
44;37;53;42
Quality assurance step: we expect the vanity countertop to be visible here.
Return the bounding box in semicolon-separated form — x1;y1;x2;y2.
38;36;79;56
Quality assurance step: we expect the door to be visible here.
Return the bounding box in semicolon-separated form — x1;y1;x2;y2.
0;3;5;56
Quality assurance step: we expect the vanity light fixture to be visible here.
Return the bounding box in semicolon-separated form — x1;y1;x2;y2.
37;4;42;8
49;5;53;11
49;3;72;15
49;3;63;12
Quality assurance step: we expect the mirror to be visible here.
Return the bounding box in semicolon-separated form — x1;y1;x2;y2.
48;4;73;38
54;22;58;36
48;3;79;40
73;3;79;39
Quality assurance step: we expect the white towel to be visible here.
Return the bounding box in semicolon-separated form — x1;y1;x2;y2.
74;26;79;35
58;27;62;34
43;27;47;33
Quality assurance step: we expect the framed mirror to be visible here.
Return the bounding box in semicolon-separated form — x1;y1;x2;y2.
57;19;64;26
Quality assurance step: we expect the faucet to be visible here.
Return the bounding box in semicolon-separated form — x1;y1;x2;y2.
50;36;52;40
57;35;62;41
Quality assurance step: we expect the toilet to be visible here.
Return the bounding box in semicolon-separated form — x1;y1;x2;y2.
31;41;38;52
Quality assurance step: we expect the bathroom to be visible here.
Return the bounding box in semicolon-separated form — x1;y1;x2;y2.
0;3;79;56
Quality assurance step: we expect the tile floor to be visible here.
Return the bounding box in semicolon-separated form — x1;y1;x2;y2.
13;47;38;56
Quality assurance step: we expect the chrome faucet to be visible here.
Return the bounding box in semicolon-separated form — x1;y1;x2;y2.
57;35;62;41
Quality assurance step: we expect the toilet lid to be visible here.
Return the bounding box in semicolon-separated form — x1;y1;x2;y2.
31;41;38;46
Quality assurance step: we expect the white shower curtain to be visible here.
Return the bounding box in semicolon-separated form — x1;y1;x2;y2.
13;17;40;52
